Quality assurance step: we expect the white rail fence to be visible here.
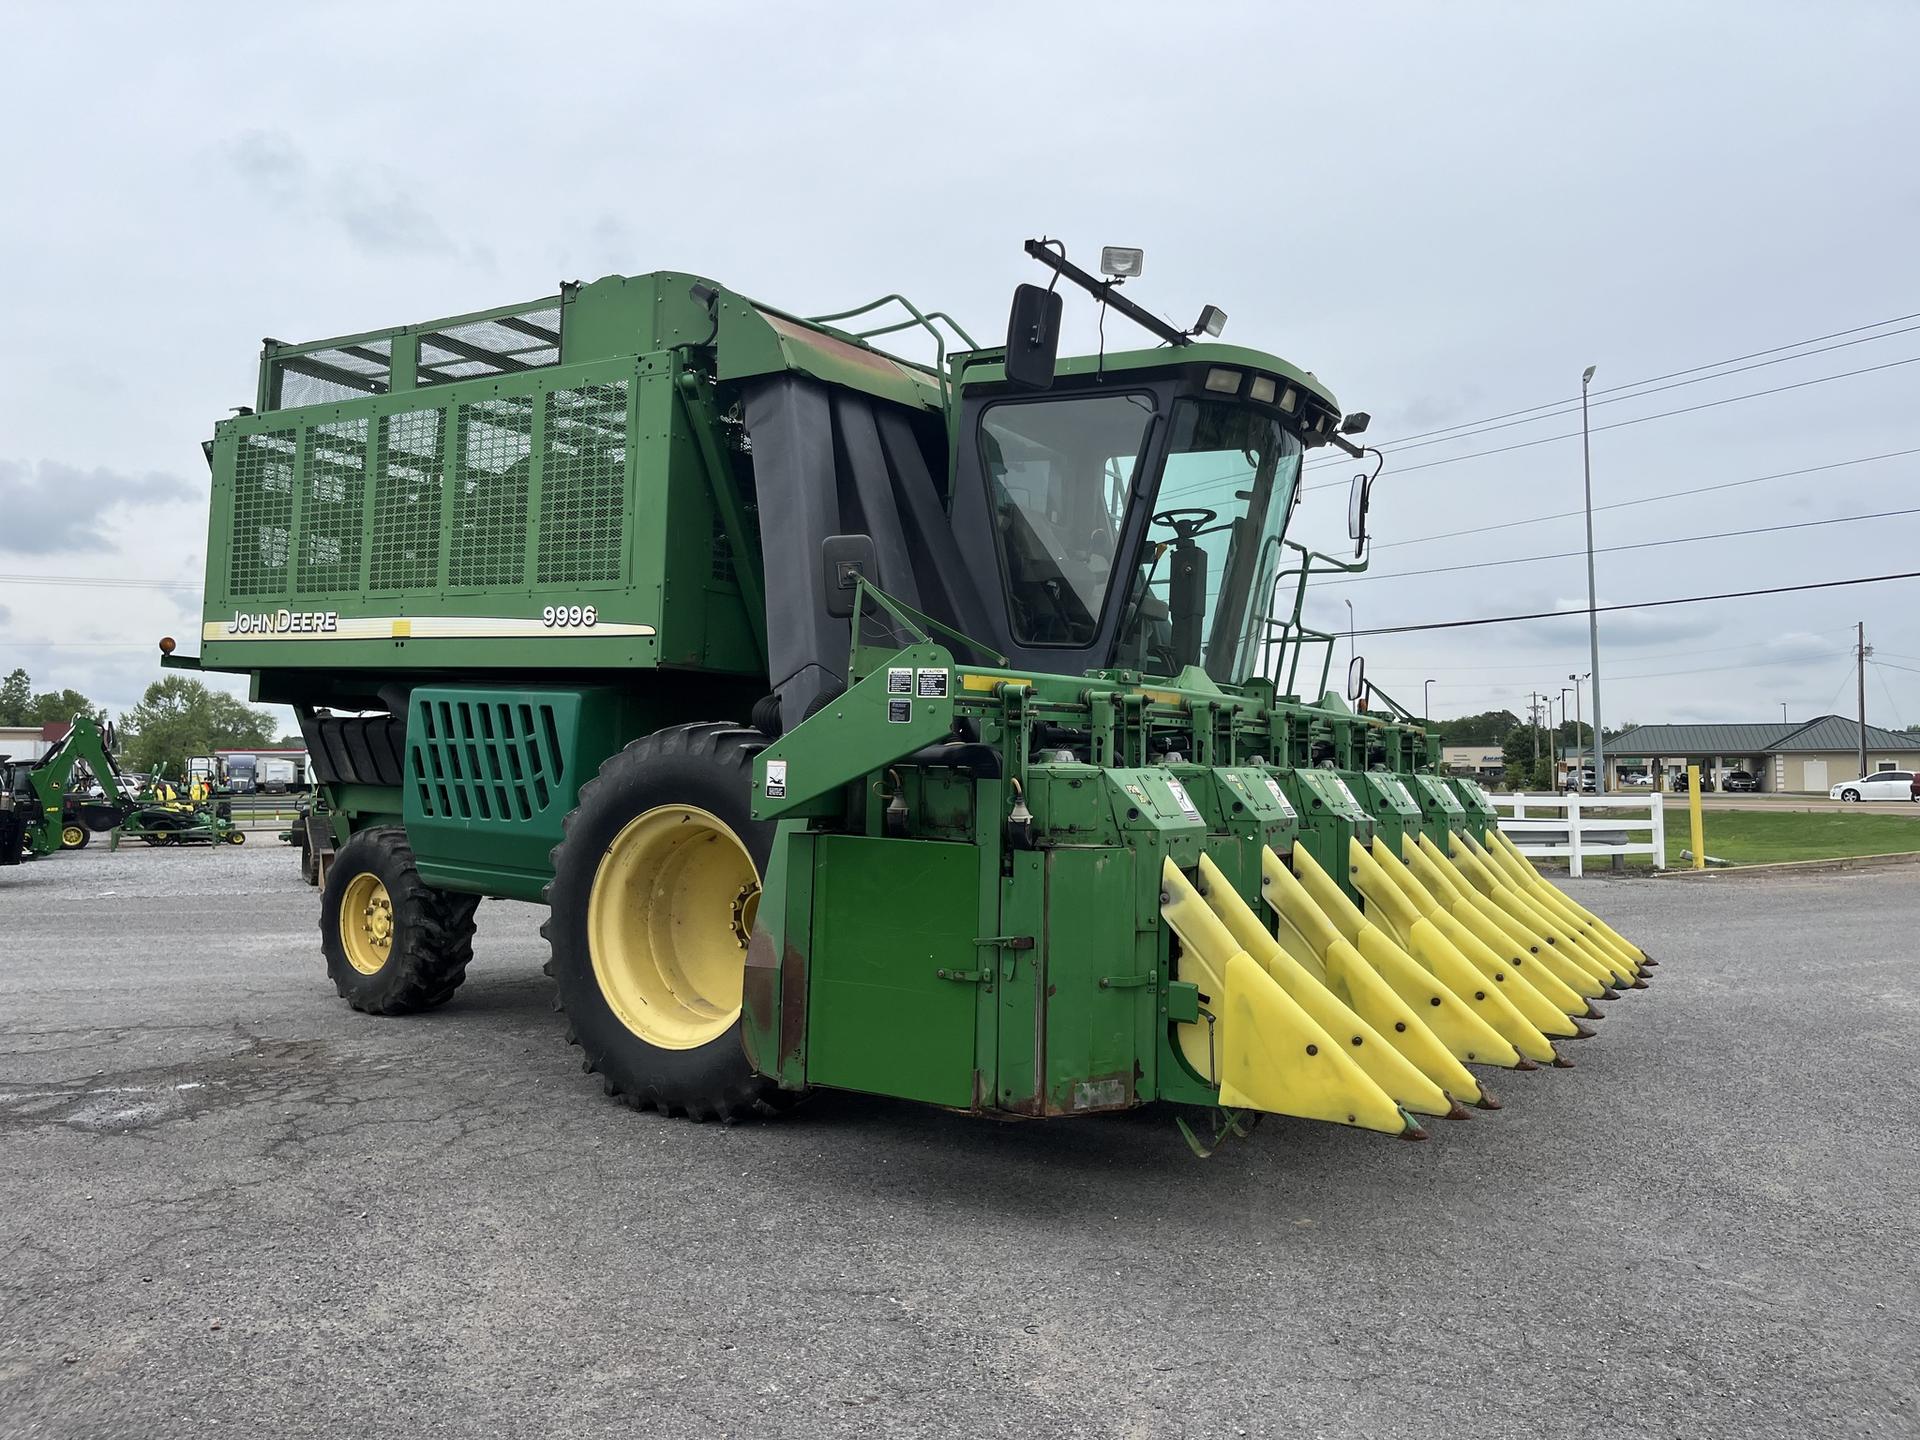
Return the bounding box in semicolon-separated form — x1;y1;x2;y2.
1492;793;1667;875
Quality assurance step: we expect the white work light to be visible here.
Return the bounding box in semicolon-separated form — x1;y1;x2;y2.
1192;305;1227;338
1100;246;1145;279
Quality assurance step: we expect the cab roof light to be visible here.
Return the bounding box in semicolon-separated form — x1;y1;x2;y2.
1278;386;1299;414
1249;376;1277;405
1204;367;1241;394
1190;304;1227;338
1100;246;1145;279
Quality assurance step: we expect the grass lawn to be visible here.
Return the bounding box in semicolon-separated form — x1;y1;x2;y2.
1672;807;1920;865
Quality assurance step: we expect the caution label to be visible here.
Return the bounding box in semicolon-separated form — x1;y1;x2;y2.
915;667;948;698
1261;774;1296;817
764;760;787;799
1164;777;1203;823
886;667;912;695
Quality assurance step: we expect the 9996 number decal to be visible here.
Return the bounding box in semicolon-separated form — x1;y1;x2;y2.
542;604;597;629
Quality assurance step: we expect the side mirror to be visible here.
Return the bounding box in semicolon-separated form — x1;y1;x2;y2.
1346;654;1367;703
1347;473;1373;560
1004;283;1062;390
821;534;877;619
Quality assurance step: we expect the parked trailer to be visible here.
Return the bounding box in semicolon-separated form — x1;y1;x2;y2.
169;242;1654;1142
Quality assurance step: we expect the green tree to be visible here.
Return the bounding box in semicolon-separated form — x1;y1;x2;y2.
25;688;105;726
0;668;30;725
121;677;276;776
0;669;106;728
1439;708;1523;745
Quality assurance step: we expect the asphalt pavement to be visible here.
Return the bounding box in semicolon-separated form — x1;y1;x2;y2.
2;842;1915;1438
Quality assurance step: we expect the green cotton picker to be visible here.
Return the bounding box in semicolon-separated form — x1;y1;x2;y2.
168;239;1655;1149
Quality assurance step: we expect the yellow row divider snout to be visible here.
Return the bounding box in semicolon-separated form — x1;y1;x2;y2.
1159;860;1426;1138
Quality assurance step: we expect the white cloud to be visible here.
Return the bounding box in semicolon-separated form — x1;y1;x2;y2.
0;461;198;555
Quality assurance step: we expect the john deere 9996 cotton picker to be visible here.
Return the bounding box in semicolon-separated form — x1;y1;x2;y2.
170;239;1654;1146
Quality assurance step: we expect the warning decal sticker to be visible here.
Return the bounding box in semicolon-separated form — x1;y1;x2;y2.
1164;777;1203;822
764;760;787;799
1261;774;1296;816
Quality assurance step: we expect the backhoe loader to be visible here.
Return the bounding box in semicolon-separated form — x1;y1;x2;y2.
1;716;131;860
169;239;1655;1141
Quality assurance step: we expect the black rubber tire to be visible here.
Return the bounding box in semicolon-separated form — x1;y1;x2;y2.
319;827;479;1015
61;824;90;850
544;722;793;1122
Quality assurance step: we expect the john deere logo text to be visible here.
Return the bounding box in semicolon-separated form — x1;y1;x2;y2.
227;609;340;634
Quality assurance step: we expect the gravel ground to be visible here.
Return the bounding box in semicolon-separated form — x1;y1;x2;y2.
1;842;1915;1439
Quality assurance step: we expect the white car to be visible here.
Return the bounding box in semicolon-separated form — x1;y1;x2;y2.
1830;770;1917;802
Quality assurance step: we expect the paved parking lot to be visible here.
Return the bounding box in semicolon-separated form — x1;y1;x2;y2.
2;843;1915;1438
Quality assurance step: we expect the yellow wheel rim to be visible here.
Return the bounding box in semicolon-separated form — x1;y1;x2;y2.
62;825;85;847
340;873;396;976
586;804;758;1051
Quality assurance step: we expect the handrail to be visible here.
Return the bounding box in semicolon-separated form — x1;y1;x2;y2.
805;294;978;418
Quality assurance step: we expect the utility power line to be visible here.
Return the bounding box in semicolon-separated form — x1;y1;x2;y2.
1316;504;1920;588
1364;355;1920;480
1363;626;1857;675
1302;316;1920;468
0;573;200;591
1366;447;1920;553
1347;569;1920;639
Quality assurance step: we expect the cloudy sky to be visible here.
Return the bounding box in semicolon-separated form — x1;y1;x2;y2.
3;3;1916;736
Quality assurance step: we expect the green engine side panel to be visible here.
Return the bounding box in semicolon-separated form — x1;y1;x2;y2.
805;835;980;1107
401;684;650;900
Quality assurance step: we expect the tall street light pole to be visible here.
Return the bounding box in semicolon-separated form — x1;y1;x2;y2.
1581;364;1607;791
1571;671;1589;772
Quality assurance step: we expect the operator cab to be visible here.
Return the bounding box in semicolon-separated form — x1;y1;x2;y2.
951;347;1339;687
944;239;1357;690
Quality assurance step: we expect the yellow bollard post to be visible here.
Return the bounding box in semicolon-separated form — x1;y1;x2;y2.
1687;763;1705;871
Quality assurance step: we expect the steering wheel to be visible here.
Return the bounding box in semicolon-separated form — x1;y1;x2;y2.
1151;507;1217;540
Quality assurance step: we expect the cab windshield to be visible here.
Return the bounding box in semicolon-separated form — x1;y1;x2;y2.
1115;399;1302;682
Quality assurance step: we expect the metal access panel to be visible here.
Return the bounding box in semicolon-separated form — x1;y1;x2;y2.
401;685;647;900
1410;773;1469;849
804;836;981;1107
198;352;757;679
1358;771;1424;853
1444;777;1500;843
1040;847;1147;1115
1275;768;1375;897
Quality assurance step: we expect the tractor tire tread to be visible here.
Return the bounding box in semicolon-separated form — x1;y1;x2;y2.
545;722;797;1124
319;827;479;1016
